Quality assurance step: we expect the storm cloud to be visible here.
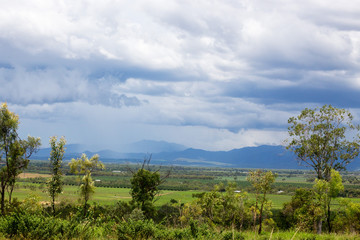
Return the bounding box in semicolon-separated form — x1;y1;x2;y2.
1;0;360;150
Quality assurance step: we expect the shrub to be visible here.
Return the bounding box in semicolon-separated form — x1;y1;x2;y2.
221;230;245;240
0;209;109;239
118;219;156;240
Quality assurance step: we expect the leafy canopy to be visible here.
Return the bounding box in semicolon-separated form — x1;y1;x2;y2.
69;153;104;215
287;105;360;180
0;103;41;214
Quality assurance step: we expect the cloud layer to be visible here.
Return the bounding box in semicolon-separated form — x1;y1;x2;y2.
1;0;360;150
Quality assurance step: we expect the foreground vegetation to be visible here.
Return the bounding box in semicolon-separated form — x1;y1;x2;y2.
2;102;360;239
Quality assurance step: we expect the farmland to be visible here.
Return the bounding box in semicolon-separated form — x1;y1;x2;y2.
12;160;360;209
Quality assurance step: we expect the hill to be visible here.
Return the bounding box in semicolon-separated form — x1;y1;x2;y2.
31;141;360;170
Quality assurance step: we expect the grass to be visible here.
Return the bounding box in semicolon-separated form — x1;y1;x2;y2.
12;182;360;211
12;182;203;206
240;230;360;240
248;194;291;209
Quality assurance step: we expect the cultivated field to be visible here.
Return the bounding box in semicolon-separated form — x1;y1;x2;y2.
13;161;360;208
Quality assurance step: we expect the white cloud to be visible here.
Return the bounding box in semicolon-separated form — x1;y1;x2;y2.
2;0;360;150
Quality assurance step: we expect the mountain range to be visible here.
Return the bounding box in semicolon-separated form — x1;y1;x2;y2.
30;140;360;170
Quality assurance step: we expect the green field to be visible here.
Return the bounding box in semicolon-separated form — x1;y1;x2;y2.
15;162;360;208
13;162;360;211
13;182;203;206
12;182;360;210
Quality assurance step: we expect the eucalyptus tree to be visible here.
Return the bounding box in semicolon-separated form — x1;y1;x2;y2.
0;103;41;214
69;153;104;216
287;105;358;233
48;136;66;216
247;170;276;234
287;105;360;181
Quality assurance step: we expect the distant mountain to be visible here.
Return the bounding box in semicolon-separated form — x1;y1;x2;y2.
30;143;360;170
31;144;92;160
151;145;303;169
119;140;188;153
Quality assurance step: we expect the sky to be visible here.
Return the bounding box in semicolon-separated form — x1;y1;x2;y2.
1;0;360;151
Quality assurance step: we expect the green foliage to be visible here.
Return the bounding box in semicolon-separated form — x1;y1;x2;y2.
179;182;252;232
113;201;132;222
287;105;360;181
48;136;66;216
69;153;104;215
117;219;156;240
0;102;41;214
313;169;344;233
117;219;213;240
333;199;360;233
281;188;315;230
156;202;180;226
0;164;358;238
329;169;344;198
247;170;277;234
117;219;215;240
221;230;245;240
281;171;344;234
0;209;109;239
130;168;161;218
22;194;42;214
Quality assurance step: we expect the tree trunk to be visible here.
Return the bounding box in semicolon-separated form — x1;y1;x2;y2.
317;218;322;234
83;202;87;217
327;203;332;232
258;203;264;234
8;183;14;204
0;184;6;215
52;195;56;216
253;208;257;232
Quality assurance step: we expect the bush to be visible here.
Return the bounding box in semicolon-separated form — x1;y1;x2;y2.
117;219;226;240
221;230;245;240
118;219;156;240
0;210;109;239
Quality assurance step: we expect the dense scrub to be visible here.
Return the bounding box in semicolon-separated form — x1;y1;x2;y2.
0;201;359;239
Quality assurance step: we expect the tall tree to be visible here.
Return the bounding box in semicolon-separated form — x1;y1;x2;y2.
287;105;357;233
0;103;40;214
247;170;276;234
48;136;66;216
287;105;360;181
69;153;104;216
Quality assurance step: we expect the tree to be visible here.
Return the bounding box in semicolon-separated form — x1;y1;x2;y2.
194;182;251;230
68;153;104;216
287;105;360;181
47;136;66;216
281;188;322;232
287;105;358;233
247;170;276;234
313;169;344;233
281;170;344;234
129;155;170;218
0;103;41;214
